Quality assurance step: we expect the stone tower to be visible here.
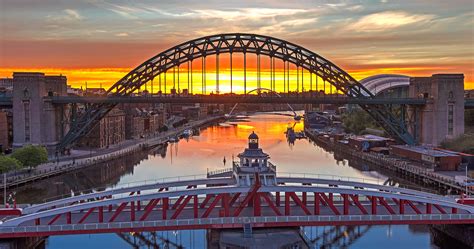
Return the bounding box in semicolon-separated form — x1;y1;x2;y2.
12;72;67;153
408;74;465;145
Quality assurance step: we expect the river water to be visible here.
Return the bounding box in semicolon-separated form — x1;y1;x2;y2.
13;112;455;248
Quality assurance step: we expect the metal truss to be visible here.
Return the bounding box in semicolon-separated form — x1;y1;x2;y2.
58;33;416;152
1;175;472;239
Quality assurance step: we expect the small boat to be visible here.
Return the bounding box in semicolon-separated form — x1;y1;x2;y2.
182;129;193;137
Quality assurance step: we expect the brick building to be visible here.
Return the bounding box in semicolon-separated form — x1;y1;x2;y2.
78;108;126;148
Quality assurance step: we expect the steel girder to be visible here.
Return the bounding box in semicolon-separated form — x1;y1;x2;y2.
57;33;415;152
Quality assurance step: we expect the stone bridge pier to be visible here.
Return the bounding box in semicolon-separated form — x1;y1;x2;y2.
407;74;465;146
12;72;68;154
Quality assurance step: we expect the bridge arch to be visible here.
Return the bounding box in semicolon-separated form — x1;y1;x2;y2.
58;33;415;151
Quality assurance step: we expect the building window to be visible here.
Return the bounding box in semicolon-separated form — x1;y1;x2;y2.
447;104;454;136
448;91;454;101
23;101;30;142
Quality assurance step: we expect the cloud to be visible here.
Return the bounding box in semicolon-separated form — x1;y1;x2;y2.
46;9;84;24
348;11;435;32
115;32;129;37
194;8;309;21
64;9;83;21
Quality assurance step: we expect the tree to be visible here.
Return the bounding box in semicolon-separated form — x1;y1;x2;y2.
11;145;48;168
0;156;22;173
341;109;381;135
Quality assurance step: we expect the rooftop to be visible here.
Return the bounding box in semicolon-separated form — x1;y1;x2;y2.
391;145;461;157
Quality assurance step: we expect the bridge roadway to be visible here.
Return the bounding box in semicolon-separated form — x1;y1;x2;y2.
0;175;472;237
2;95;473;107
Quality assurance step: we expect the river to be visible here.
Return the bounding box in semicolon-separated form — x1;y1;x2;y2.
11;112;457;248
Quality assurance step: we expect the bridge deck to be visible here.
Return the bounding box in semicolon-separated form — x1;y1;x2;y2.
0;175;472;237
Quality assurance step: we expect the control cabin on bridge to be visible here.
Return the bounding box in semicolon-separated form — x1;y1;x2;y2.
234;132;276;186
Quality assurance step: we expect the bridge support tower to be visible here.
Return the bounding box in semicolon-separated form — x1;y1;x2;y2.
12;72;68;154
407;74;464;146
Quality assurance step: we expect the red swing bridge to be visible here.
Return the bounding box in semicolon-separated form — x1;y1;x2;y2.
0;132;473;238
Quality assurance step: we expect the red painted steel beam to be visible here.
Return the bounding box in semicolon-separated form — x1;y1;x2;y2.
99;206;104;223
202;194;223;218
342;194;349;215
229;193;241;207
285;193;290;216
399;199;405;214
47;214;61;225
140;199;160;221
109;202;129;222
131;202;136;221
171;195;193;219
260;193;282;216
370;196;377;215
434;204;447;214
406;200;422;214
200;194;215;209
233;179;261;216
4;219;474;238
222;193;230;217
193;195;198;218
378;197;395;215
288;192;311;215
314;192;320;215
350;194;368;215
172;186;194;210
78;207;96;224
319;193;340;215
162;198;169;220
67;212;71;224
253;192;261;216
426;203;432;214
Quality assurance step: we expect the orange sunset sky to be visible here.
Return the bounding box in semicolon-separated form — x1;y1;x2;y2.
1;0;473;90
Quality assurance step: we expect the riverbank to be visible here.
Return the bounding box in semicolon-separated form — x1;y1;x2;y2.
305;128;473;195
0;115;225;190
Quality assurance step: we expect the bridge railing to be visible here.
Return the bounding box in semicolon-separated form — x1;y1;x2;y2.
38;170;446;206
0;214;473;235
277;172;440;194
40;174;208;203
278;172;383;185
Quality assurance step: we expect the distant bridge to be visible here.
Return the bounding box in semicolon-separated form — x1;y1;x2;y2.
56;33;418;150
0;173;472;238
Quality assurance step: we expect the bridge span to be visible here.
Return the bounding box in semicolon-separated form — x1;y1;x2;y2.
0;173;472;238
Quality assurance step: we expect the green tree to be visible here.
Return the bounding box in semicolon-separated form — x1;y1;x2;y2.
0;156;22;173
11;145;48;168
341;109;380;135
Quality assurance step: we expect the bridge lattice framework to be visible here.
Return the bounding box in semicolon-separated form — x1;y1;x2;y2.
57;33;416;152
0;174;472;238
